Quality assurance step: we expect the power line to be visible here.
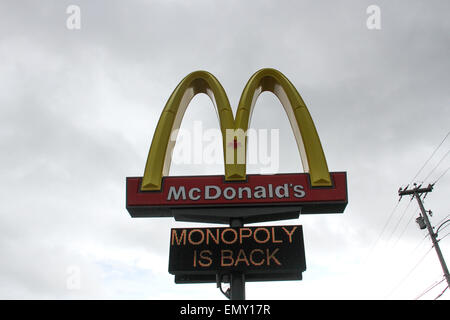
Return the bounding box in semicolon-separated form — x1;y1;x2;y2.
393;209;420;248
379;201;402;241
410;130;450;184
365;200;401;261
386;198;414;244
434;165;450;185
436;214;450;229
368;130;449;258
387;246;433;298
415;277;446;300
408;233;430;256
439;232;450;242
423;149;450;182
434;285;448;300
437;223;450;236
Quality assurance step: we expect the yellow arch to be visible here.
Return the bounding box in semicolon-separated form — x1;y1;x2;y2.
236;68;331;187
140;71;235;191
141;68;331;191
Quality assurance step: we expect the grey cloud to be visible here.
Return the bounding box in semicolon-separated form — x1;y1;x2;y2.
0;0;449;299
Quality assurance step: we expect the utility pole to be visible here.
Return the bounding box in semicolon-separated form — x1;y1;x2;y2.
398;184;450;289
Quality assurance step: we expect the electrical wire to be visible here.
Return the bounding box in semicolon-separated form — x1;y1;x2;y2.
434;285;448;300
368;197;417;262
415;277;446;300
410;130;450;185
423;149;450;183
408;233;430;256
387;246;433;298
219;283;230;299
438;231;450;242
437;221;450;237
378;201;402;241
217;274;231;299
393;209;420;248
434;165;450;185
386;198;414;244
435;214;450;229
364;200;401;262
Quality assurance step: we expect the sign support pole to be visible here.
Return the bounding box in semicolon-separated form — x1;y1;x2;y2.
230;218;245;300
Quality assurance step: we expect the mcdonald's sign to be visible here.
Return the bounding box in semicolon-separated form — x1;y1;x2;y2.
126;68;347;224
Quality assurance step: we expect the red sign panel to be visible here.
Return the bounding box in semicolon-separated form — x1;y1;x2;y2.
126;172;347;223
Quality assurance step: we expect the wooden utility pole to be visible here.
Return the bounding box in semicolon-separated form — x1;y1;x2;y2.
398;184;450;289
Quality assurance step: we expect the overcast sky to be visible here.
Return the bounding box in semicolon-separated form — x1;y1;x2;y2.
1;0;449;299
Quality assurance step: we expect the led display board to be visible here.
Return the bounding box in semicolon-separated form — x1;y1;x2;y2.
169;225;306;283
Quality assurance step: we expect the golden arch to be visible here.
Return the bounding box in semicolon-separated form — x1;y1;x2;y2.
141;68;331;191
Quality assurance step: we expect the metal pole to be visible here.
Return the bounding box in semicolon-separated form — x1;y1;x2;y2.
230;218;245;300
414;191;450;289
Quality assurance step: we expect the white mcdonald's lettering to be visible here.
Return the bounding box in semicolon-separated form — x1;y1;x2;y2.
167;186;186;200
166;184;305;201
205;185;221;200
189;187;201;200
